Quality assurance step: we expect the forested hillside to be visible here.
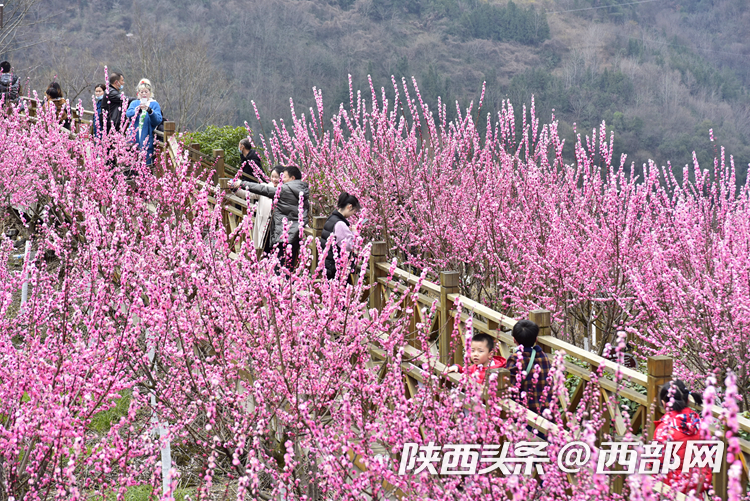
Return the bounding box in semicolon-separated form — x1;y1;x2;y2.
10;0;750;180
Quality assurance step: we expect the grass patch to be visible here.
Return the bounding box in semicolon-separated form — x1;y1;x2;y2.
105;484;193;501
89;390;132;433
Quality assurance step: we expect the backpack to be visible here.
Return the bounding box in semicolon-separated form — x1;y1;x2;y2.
155;115;166;134
0;74;20;103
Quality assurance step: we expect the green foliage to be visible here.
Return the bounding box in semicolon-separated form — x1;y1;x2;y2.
368;0;421;21
421;64;452;110
335;0;355;9
678;0;719;14
627;38;644;59
182;125;250;167
106;484;193;501
424;0;460;18
89;391;132;434
455;1;549;46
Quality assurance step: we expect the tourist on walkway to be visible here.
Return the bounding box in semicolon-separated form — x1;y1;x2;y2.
506;319;551;440
226;165;309;268
445;333;506;385
0;61;21;109
654;380;712;494
45;82;71;130
238;137;263;179
230;165;283;254
125;78;162;166
92;83;106;138
104;72;125;132
320;192;360;281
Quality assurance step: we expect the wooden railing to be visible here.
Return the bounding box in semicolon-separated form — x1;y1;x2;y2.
364;250;750;497
15;99;749;499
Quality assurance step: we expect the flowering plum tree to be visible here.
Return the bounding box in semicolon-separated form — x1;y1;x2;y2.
255;77;750;409
0;84;747;500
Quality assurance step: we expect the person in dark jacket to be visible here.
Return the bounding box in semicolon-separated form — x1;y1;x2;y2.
103;72;126;132
0;61;21;109
506;319;552;440
228;165;309;268
92;83;106;138
238;138;263;179
320;192;360;281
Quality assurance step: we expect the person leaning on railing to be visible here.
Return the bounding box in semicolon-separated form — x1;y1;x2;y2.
445;333;507;384
225;165;309;269
320;192;361;282
229;164;283;254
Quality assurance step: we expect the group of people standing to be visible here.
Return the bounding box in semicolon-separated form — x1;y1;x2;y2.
1;60;360;279
0;61;163;167
225;155;361;281
447;317;713;495
92;72;163;166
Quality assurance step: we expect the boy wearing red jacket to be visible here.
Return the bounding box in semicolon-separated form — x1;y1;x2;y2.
445;333;506;384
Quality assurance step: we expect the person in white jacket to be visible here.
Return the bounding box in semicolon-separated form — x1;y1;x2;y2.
231;165;283;253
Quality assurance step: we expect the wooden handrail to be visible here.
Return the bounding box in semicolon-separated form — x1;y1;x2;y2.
443;291;648;385
446;292;516;330
368;328;691;500
374;261;441;295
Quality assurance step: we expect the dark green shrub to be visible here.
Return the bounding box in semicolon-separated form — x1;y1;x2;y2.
182;125;252;168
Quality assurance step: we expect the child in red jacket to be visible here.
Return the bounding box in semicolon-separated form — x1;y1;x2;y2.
445;333;506;384
654;380;712;494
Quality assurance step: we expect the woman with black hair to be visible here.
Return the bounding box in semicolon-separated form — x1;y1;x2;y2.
320;192;360;281
231;164;284;254
92;83;106;138
654;380;712;494
238;138;263;179
45;82;71;130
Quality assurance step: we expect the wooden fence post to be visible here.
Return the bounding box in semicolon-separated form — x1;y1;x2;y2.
308;216;326;272
160;121;176;176
713;434;728;500
496;368;511;393
71;108;80;134
646;356;673;439
439;271;460;367
163;121;175;142
483;367;511;402
368;242;387;311
529;309;552;354
213;149;225;185
29;99;37;118
189;143;201;162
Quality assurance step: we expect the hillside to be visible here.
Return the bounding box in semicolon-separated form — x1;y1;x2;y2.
10;0;750;181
